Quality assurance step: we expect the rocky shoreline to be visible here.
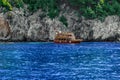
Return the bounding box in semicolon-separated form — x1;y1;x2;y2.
0;7;120;42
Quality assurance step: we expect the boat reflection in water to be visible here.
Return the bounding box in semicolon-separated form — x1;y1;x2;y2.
54;31;83;43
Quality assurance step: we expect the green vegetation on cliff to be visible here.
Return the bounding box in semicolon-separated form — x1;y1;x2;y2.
22;0;59;19
69;0;120;20
1;0;120;21
59;15;68;27
0;0;12;10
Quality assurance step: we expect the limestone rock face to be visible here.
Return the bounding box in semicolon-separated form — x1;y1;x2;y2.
71;16;120;41
72;20;94;41
4;8;28;41
0;17;11;41
27;19;49;41
92;16;120;41
73;16;120;41
0;7;120;42
27;10;49;41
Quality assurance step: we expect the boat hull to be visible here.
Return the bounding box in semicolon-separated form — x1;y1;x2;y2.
54;39;83;44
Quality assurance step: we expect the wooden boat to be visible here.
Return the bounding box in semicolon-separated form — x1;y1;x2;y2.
54;32;83;43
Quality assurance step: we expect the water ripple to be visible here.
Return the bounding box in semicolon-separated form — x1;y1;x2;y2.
0;42;120;80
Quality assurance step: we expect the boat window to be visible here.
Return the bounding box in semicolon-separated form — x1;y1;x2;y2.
68;35;72;36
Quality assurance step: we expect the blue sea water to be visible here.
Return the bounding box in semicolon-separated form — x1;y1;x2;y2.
0;42;120;80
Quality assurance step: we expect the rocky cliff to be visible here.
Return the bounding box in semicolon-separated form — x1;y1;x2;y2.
0;6;120;42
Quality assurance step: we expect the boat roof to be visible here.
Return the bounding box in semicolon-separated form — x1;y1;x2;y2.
55;32;75;39
57;32;74;35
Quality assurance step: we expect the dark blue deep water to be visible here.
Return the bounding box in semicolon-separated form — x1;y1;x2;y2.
0;42;120;80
